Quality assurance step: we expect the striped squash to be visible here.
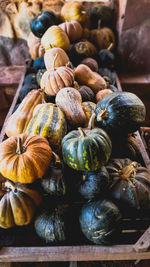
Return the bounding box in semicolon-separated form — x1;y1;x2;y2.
25;103;67;150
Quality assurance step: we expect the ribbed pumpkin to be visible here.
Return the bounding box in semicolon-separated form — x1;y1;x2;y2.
40;55;74;96
0;133;52;183
59;20;83;42
5;90;44;137
27;32;44;60
106;158;150;209
25;103;67;151
44;47;69;70
41;25;70;51
62;126;112;171
0;180;42;228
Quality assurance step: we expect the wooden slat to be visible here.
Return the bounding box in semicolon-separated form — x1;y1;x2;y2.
133;227;150;253
119;74;150;84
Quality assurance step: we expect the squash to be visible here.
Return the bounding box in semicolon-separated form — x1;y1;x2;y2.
97;43;115;70
23;73;38;85
40;55;74;96
78;85;95;102
33;57;45;73
41;25;70;51
98;68;116;85
55;87;86;127
62;125;112;171
0;133;52;183
41;152;66;196
96;89;112;102
75;64;107;93
78;166;109;200
44;47;69;70
27;32;44;60
30;10;57;38
95;92;146;135
36;68;46;86
82;101;96;127
90;4;113;29
90;20;115;51
73;40;97;58
59;20;83;42
106;158;150;209
79;199;121;245
25;103;67;151
81;57;98;72
5;89;44;137
34;204;68;243
19;84;39;101
0;180;42;228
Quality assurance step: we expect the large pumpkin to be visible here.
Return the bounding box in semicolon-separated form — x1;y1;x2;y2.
0;133;52;183
0;180;42;228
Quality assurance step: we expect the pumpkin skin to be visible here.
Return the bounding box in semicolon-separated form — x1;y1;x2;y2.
97;46;115;70
96;89;112;102
79;199;121;245
40;66;74;96
25;103;67;151
82;101;96;128
27;32;44;60
33;57;45;73
0;133;52;183
90;4;113;29
98;68;116;85
95;92;146;135
59;20;83;42
62;127;112;171
5;90;43;137
30;10;57;38
74;40;97;58
78;85;95;102
106;158;150;209
19;83;39;101
41;25;70;51
44;47;69;70
0;180;42;229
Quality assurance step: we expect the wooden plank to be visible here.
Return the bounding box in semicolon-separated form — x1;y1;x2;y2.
119;74;150;84
69;262;78;267
133;227;150;252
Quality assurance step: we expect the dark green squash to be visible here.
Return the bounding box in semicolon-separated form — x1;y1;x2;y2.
62;125;112;171
97;44;115;70
33;57;45;73
106;158;150;209
98;68;116;85
95;92;146;135
90;4;113;29
78;166;109;200
30;10;57;38
19;83;39;101
79;199;122;245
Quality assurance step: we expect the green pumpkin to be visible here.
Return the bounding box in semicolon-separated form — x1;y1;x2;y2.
62;126;112;171
90;4;113;29
95;92;146;135
79;199;122;245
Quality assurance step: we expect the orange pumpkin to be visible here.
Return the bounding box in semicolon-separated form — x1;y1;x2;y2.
59;20;83;42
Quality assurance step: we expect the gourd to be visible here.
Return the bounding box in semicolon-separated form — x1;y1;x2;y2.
25;103;67;151
73;40;97;58
36;69;46;86
96;89;112;102
0;133;52;183
30;10;57;38
41;25;70;51
81;57;98;72
27;32;44;60
5;89;44;137
90;4;113;29
62;122;112;171
78;85;95;102
98;67;116;85
75;64;107;93
79;199;121;245
0;180;42;228
44;47;69;70
97;43;115;70
33;57;45;73
106;158;150;209
59;20;83;42
82;101;96;127
55;87;86;126
95;92;146;135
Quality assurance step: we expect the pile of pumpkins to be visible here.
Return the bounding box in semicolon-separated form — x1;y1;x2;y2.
0;1;150;246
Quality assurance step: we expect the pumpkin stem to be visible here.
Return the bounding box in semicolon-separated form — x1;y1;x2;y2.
75;42;89;56
3;180;17;193
52;53;58;70
66;61;75;69
78;127;86;137
97;108;108;122
87;113;96;129
98;20;101;30
73;81;79;90
81;10;86;14
119;162;139;180
52;151;61;165
16;136;23;154
39;45;45;57
107;43;113;51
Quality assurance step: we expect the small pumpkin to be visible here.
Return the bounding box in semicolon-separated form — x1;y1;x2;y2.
96;89;112;102
59;20;83;42
44;47;69;70
90;4;113;29
82;101;96;127
27;32;44;60
41;25;70;51
73;40;97;58
78;85;95;102
79;199;121;245
81;57;98;72
97;43;115;70
98;68;116;85
30;10;57;38
0;133;52;183
106;158;150;209
55;87;86;127
0;180;42;228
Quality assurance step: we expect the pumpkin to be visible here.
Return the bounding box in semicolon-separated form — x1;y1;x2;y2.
90;4;113;29
41;25;70;51
44;47;69;70
95;92;146;135
75;64;107;93
90;20;115;51
36;68;46;86
62;125;112;171
81;58;98;72
73;40;97;58
19;84;39;101
40;55;74;96
33;57;45;73
106;158;150;209
60;2;90;28
55;87;86;127
97;43;115;70
34;204;68;243
23;73;38;86
78;166;109;200
59;20;83;42
5;89;44;137
82;101;96;127
98;68;116;85
25;103;67;151
27;32;44;60
78;85;95;102
96;89;112;102
41;152;66;196
109;84;118;92
0;133;52;183
30;10;57;38
79;199;121;245
0;180;42;229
